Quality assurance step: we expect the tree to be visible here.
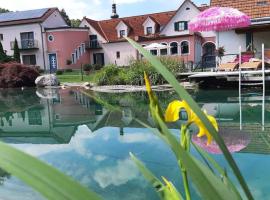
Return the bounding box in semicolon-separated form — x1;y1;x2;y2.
0;8;10;13
71;19;81;27
60;9;71;26
13;38;21;63
0;41;7;62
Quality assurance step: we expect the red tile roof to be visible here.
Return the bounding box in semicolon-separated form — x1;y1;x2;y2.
85;10;176;42
211;0;270;19
0;8;59;27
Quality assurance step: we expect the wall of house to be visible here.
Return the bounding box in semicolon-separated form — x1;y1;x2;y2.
0;23;45;68
46;29;90;70
218;30;246;63
102;42;137;66
42;10;67;28
161;1;200;36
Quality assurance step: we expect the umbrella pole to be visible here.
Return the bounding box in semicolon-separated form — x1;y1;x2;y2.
216;31;219;70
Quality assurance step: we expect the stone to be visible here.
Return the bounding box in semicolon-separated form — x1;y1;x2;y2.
36;88;59;99
35;74;59;87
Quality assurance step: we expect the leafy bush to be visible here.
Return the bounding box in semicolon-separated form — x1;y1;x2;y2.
65;69;73;73
83;64;92;72
93;64;103;70
94;57;186;86
56;70;64;75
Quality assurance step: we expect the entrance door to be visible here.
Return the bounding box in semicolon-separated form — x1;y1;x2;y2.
202;42;216;68
48;53;58;73
93;53;104;66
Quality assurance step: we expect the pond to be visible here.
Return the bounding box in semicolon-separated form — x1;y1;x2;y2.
0;87;269;200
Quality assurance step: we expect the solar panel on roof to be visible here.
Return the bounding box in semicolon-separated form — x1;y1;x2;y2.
0;8;49;23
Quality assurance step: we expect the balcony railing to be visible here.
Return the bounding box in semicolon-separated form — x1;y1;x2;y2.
10;39;39;50
85;40;102;49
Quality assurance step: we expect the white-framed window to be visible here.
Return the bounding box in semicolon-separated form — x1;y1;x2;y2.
160;42;168;56
174;21;188;31
0;34;3;41
116;51;120;59
119;30;126;38
181;41;189;55
78;46;82;57
48;34;54;42
150;49;158;56
170;42;178;55
75;49;79;60
146;27;153;35
71;53;76;64
81;43;86;53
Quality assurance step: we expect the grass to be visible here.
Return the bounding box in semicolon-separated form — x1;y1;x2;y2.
57;70;97;83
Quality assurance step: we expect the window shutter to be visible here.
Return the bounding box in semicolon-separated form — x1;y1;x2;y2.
184;22;188;30
174;22;179;31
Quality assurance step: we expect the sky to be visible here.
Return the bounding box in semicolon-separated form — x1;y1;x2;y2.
0;0;209;20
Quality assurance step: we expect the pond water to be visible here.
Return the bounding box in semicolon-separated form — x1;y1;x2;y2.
0;87;269;200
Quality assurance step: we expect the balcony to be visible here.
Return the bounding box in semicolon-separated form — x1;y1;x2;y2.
10;39;39;50
85;40;102;49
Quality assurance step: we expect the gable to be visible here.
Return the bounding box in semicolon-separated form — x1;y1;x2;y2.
80;18;107;42
42;10;67;28
211;0;270;19
161;0;200;36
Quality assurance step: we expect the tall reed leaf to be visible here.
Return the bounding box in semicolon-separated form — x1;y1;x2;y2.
130;153;183;200
125;37;253;200
0;141;102;200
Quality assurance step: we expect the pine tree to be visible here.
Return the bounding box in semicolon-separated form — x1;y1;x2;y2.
0;41;6;62
13;38;21;63
60;9;71;26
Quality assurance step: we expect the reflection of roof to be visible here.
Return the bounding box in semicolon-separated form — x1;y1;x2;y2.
0;126;77;144
0;8;58;26
211;0;270;19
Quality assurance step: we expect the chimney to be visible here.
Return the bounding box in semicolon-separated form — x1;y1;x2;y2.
111;3;119;19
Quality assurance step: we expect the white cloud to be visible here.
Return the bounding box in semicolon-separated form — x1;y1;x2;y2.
93;158;139;188
115;0;145;4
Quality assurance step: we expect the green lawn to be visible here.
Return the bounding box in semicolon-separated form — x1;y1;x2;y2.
57;70;97;83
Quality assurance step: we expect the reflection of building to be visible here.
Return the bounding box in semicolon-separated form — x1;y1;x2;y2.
0;89;108;144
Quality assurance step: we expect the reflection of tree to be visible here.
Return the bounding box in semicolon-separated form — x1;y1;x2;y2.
0;168;10;185
0;89;42;115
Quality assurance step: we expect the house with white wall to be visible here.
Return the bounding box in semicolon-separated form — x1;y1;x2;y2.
211;0;270;63
80;0;216;67
0;8;67;71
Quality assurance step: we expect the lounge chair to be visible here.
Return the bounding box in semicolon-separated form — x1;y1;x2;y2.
218;62;239;71
240;59;262;70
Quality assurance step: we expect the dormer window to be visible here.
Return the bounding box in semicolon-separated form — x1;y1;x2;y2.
146;27;153;35
174;21;188;31
119;30;126;38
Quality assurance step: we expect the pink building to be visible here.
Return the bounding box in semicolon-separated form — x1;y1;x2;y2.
45;27;90;71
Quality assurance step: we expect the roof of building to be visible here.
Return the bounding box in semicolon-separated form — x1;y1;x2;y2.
0;7;58;26
211;0;270;19
85;10;176;42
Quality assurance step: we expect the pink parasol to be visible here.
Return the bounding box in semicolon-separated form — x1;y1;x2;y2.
192;128;250;154
189;7;251;32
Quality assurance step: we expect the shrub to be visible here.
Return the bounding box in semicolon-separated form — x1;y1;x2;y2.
83;64;92;72
93;64;103;70
66;60;72;65
0;63;40;88
56;70;64;75
65;69;73;73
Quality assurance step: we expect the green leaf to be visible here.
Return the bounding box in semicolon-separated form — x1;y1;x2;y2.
126;37;253;200
130;153;183;200
153;111;241;200
192;142;242;199
0;141;102;200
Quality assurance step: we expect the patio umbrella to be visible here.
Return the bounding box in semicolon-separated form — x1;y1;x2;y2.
189;7;251;67
192;127;250;154
144;43;167;50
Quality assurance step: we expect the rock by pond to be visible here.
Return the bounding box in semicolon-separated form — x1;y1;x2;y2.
35;74;59;87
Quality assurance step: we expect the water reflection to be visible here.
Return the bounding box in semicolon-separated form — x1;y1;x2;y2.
0;88;269;199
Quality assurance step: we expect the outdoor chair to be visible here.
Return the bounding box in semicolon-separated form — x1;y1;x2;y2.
218;62;239;71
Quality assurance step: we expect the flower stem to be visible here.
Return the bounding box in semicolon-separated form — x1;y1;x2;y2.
180;125;191;200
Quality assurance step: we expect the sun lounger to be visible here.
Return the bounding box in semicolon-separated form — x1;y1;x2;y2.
218;62;239;71
240;61;262;70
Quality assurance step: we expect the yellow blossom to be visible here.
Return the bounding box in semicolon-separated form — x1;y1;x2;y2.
165;100;218;145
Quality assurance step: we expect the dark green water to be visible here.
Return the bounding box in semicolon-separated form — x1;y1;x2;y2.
0;88;269;200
